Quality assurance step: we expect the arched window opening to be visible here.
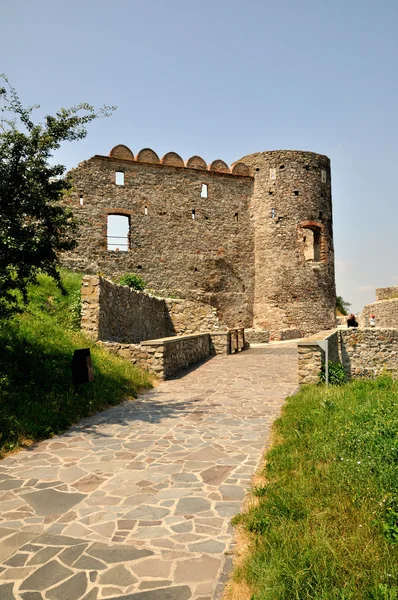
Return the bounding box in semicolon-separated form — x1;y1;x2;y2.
107;214;129;251
303;226;321;262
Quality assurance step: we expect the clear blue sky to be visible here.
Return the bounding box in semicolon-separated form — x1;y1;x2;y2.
2;0;398;313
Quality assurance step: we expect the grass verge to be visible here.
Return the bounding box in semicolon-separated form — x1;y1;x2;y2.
229;378;398;600
0;270;152;456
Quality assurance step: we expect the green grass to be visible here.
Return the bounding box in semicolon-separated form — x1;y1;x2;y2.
232;378;398;600
0;270;152;456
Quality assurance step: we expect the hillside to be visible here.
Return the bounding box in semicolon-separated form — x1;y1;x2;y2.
0;270;152;456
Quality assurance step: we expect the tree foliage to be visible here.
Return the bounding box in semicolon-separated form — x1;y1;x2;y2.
336;295;351;316
0;75;115;318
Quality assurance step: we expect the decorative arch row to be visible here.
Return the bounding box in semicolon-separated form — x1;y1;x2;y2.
108;145;251;176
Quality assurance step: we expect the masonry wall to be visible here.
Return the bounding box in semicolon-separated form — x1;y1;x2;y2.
359;298;398;329
339;329;398;378
376;286;398;301
62;150;254;328
81;276;224;343
239;150;336;338
298;329;398;384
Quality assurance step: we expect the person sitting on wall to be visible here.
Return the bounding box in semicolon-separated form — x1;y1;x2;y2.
369;314;376;327
347;313;358;328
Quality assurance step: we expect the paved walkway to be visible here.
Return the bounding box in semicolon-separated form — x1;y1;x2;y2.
0;345;298;600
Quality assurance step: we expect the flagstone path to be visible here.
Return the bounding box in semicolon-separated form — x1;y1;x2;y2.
0;344;298;600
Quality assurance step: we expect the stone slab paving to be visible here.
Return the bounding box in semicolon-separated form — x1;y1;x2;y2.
0;345;298;600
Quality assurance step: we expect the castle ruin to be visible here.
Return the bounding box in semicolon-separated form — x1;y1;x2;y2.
62;145;336;339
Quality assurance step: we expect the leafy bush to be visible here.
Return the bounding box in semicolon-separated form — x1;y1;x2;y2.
319;360;346;385
119;273;146;291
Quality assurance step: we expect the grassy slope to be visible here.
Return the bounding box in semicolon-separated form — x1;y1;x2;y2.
0;270;152;455
231;379;398;600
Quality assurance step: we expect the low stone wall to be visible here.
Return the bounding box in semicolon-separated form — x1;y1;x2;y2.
376;286;398;301
298;328;398;384
279;328;302;341
99;329;244;379
359;298;398;329
81;275;225;343
340;329;398;378
245;329;270;344
298;331;338;385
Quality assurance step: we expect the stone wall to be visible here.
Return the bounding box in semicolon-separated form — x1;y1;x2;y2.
376;286;398;301
339;329;398;378
98;330;244;379
359;299;398;329
81;275;224;343
62;149;254;328
298;329;398;384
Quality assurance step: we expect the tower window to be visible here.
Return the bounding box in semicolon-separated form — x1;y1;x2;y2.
293;190;299;196
234;212;239;222
303;227;321;262
144;206;148;215
115;171;125;186
321;169;327;183
79;195;84;206
270;168;276;180
107;214;129;251
192;209;196;220
201;184;208;198
271;208;276;218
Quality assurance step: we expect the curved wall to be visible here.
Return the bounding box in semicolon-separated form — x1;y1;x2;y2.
240;150;336;337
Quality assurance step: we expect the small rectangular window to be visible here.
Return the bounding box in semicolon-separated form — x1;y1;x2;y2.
234;212;239;222
192;209;196;220
321;169;327;183
201;184;208;198
79;195;84;206
144;206;148;215
115;171;125;186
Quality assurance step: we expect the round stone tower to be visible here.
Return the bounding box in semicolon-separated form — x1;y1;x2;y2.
239;150;336;338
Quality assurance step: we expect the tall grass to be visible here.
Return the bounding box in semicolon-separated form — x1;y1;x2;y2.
0;270;152;456
231;378;398;600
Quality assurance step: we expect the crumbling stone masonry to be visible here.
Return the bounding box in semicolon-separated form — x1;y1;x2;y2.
62;145;336;338
359;286;398;328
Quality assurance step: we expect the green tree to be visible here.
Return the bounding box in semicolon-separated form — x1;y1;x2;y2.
336;295;351;315
0;76;115;318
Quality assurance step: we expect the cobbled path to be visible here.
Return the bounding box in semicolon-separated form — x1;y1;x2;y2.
0;345;298;600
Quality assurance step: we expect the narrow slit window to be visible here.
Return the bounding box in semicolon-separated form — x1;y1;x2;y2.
270;168;276;180
107;214;129;251
271;208;276;218
201;184;208;198
234;212;239;222
144;206;148;215
321;169;327;183
192;209;196;220
79;195;84;206
115;171;125;186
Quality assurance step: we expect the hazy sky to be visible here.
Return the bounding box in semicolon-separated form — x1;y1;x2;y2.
2;0;398;312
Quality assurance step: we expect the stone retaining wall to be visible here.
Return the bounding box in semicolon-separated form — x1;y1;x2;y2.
81;275;224;343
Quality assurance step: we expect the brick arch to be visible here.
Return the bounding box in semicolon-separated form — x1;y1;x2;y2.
109;145;135;160
136;148;160;164
161;152;185;167
186;155;207;170
231;162;251;176
209;159;230;173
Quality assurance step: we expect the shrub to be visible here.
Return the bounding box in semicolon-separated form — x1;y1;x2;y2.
119;273;146;291
319;360;346;385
